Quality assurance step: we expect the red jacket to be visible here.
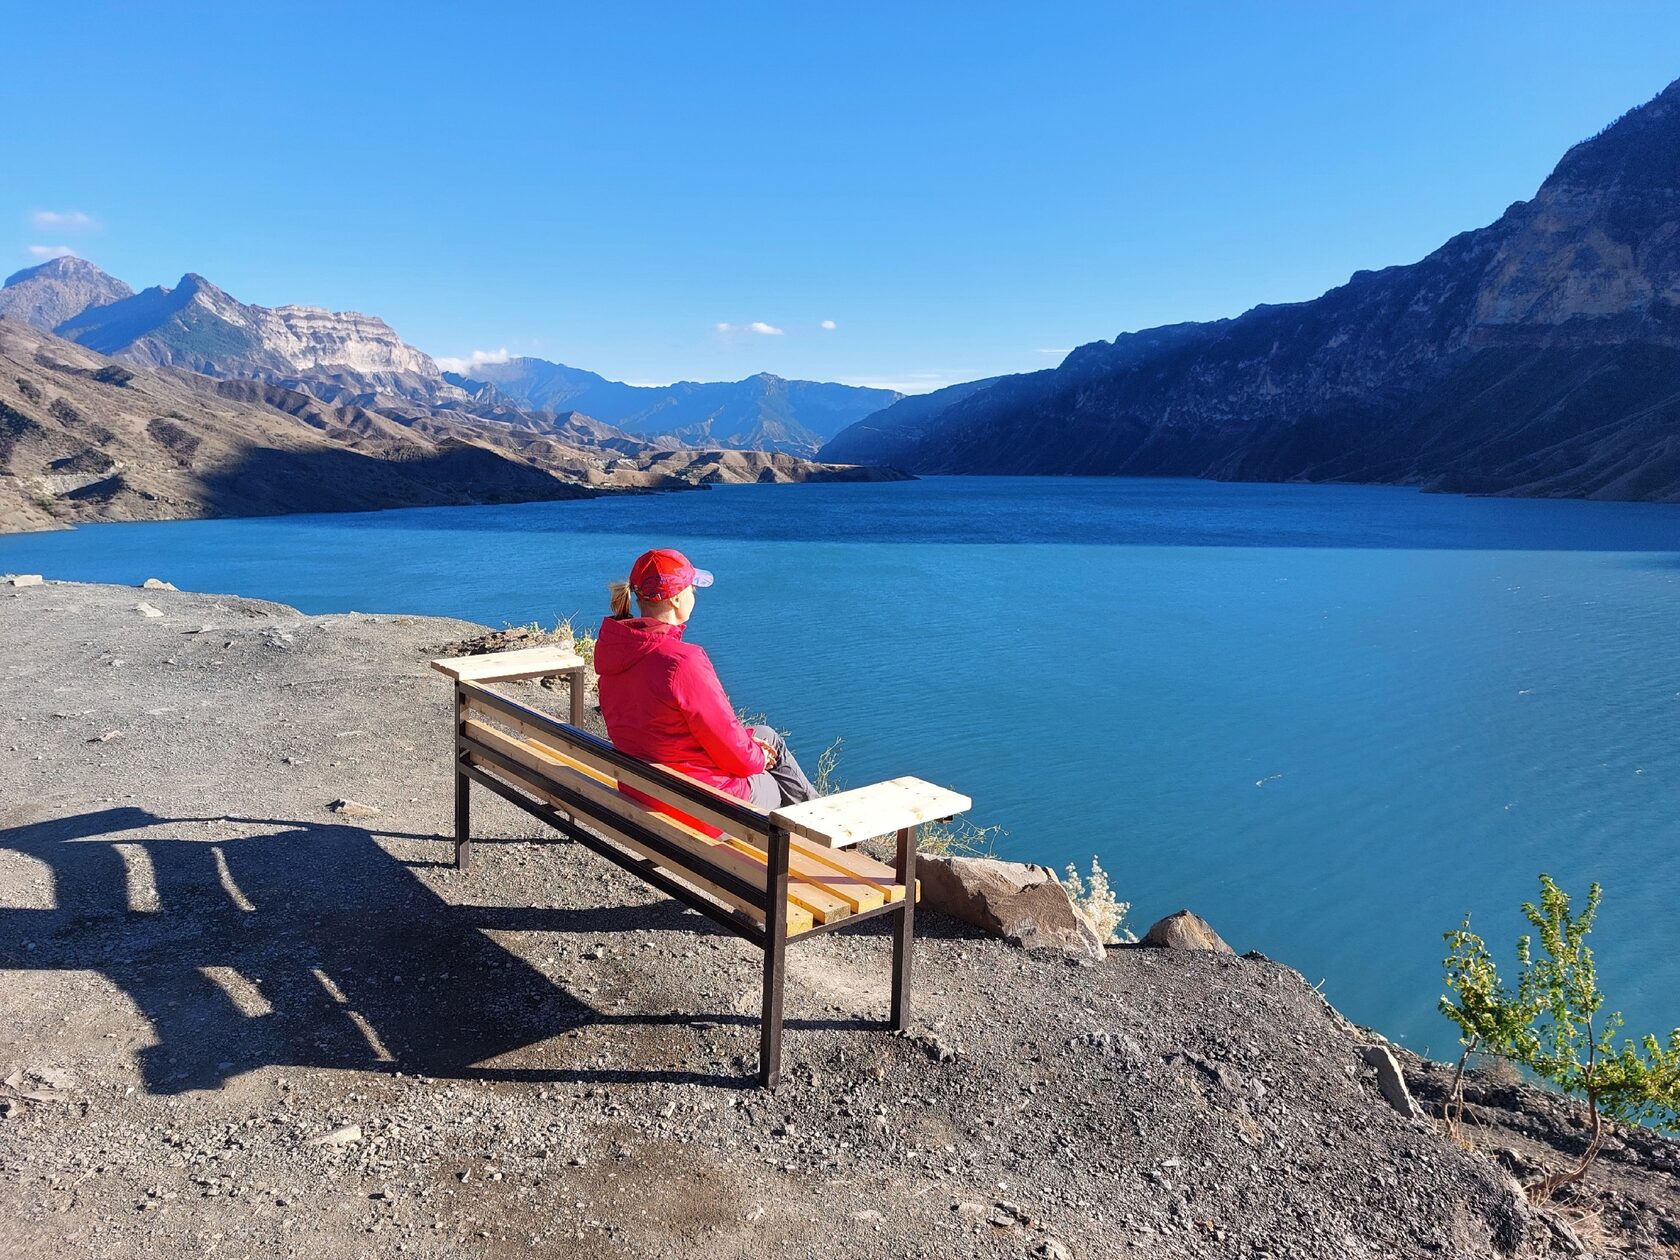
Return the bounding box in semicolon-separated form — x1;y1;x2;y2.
593;616;767;807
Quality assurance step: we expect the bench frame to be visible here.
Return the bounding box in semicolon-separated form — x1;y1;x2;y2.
446;676;929;1088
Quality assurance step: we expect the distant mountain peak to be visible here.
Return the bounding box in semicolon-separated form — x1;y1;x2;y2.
0;255;134;332
3;254;111;287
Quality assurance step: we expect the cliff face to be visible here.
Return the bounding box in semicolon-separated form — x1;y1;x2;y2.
51;274;468;408
822;80;1680;502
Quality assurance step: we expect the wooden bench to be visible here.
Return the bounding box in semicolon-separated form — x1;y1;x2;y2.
430;647;970;1087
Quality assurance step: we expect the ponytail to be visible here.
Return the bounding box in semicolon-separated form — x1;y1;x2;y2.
608;578;634;620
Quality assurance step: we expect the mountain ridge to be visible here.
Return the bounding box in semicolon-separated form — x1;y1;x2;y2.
450;356;900;456
0;263;899;456
821;79;1680;502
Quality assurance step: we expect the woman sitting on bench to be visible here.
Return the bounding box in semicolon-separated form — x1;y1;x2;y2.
594;548;817;821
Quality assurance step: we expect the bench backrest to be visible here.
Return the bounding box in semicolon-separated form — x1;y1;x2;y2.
454;679;802;939
459;680;775;842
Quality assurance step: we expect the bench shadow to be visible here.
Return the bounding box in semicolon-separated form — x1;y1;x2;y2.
0;807;876;1095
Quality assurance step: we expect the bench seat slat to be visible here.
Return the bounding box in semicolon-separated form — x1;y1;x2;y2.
787;838;915;902
726;838;883;914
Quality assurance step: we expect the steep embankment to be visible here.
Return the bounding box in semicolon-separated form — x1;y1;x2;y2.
4;579;1671;1258
823;80;1680;502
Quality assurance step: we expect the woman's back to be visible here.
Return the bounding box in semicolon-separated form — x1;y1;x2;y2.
593;613;763;798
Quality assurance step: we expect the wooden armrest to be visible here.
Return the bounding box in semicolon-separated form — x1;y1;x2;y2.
772;777;971;849
431;646;586;685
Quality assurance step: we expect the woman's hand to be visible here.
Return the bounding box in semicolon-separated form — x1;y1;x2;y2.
753;735;779;770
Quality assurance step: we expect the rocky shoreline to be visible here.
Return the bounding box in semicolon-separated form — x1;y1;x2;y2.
1;579;1674;1258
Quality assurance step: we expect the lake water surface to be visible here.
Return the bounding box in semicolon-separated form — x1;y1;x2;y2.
6;476;1679;1055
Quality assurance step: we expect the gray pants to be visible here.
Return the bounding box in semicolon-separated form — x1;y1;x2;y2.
745;724;817;810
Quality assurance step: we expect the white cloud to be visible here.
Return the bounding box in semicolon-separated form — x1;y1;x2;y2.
839;373;957;395
434;347;511;374
1036;347;1072;356
820;319;837;331
715;321;784;337
27;244;76;259
32;210;98;231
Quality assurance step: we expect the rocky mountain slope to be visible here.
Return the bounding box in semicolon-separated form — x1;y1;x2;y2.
0;264;899;457
51;272;468;409
450;357;900;456
823;79;1680;502
0;256;134;332
0;322;904;534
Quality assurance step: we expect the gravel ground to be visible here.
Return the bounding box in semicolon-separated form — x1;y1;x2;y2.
0;579;1649;1259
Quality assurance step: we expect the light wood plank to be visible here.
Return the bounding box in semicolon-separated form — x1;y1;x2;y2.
432;646;585;684
727;838;883;914
772;777;972;849
722;839;857;921
789;839;913;902
461;720;821;934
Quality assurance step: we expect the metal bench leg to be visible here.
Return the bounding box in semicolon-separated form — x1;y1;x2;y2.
759;825;791;1088
891;825;916;1031
454;765;472;871
453;681;472;871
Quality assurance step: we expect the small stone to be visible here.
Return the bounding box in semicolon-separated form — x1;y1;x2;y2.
305;1124;362;1147
1035;1241;1073;1260
141;578;177;590
134;602;164;618
88;730;123;744
327;799;380;819
5;574;43;587
1360;1044;1427;1121
1140;910;1235;953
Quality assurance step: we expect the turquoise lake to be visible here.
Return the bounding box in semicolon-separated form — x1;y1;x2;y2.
6;475;1679;1056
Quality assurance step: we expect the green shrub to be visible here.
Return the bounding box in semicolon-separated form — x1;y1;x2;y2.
1440;874;1680;1199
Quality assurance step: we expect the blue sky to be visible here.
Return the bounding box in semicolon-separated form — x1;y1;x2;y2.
6;3;1679;392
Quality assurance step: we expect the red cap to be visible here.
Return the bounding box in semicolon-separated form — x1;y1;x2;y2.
629;548;714;601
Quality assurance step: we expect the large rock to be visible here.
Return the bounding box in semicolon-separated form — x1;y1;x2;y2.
918;856;1103;961
1140;910;1234;954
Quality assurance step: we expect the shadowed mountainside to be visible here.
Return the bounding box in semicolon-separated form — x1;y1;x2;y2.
823;79;1680;502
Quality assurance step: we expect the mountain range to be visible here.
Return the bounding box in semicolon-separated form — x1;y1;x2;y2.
448;357;898;455
0;257;894;458
823;79;1680;503
0;319;905;534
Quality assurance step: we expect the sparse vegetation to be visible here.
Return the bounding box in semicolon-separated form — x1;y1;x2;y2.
804;734;999;858
914;817;1003;859
1060;857;1132;944
1440;874;1680;1201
